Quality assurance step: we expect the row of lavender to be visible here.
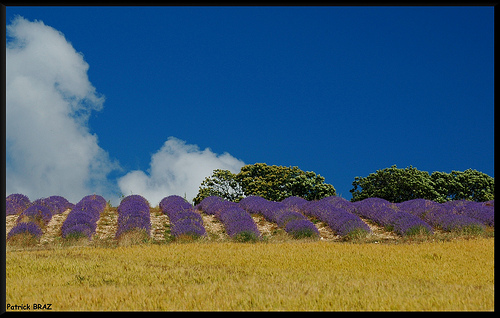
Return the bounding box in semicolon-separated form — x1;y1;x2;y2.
7;194;74;240
238;196;320;238
195;196;260;240
160;195;206;238
61;195;107;239
6;193;494;242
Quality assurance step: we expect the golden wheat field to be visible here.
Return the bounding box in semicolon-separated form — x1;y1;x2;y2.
6;238;494;311
5;204;495;311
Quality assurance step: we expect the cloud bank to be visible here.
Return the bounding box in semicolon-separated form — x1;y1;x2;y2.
117;137;245;206
6;16;121;203
6;17;245;206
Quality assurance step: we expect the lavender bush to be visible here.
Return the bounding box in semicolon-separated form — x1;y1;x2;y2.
116;195;151;238
7;221;43;240
351;197;396;227
6;193;31;215
61;195;106;239
238;195;286;222
443;200;494;227
217;205;260;241
240;196;319;239
18;204;53;227
395;198;442;219
276;210;306;228
194;195;224;213
301;200;370;237
284;219;320;238
160;195;206;239
281;196;309;210
198;196;260;241
388;211;433;236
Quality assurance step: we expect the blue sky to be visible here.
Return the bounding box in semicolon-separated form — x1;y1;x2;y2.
5;6;494;205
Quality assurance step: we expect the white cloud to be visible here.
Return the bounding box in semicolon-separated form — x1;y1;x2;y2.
117;137;245;206
6;16;121;203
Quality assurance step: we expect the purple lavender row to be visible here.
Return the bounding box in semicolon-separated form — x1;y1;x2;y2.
395;199;486;232
160;195;206;238
352;197;433;236
61;195;107;239
115;195;151;238
443;200;494;227
239;196;319;239
7;195;75;241
6;193;31;216
7;196;73;241
196;196;260;240
297;196;371;237
6;194;74;216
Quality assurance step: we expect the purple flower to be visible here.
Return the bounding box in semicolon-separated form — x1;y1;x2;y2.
18;204;53;226
116;215;151;237
395;198;440;219
200;198;260;240
160;195;207;239
115;195;151;238
281;196;309;210
6;194;31;215
284;219;320;238
195;196;223;212
120;194;149;206
8;221;43;239
239;196;286;223
60;195;107;240
72;200;101;220
171;218;206;238
352;198;396;227
422;205;485;232
443;200;494;227
62;212;98;236
81;194;107;211
319;196;357;214
159;195;191;214
303;202;370;237
276;210;306;228
389;211;433;236
169;210;203;224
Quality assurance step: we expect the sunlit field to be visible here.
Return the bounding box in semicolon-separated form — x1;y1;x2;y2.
6;237;494;311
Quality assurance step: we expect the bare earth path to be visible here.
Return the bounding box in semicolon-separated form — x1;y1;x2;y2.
149;207;169;242
94;206;118;242
39;208;71;245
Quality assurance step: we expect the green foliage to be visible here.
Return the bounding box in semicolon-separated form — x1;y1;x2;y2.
194;163;336;204
193;169;244;205
350;165;494;203
233;231;259;243
430;169;494;202
350;165;442;203
235;163;336;202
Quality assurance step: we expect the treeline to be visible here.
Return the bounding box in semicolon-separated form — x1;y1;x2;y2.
195;163;494;204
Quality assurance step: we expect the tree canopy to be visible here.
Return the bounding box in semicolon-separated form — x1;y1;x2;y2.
193;163;336;204
430;169;494;202
350;165;494;203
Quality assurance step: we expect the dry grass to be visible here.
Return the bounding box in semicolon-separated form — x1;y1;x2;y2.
6;238;494;311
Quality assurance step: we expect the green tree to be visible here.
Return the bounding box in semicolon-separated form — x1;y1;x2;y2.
193;169;244;205
235;163;336;201
430;169;494;202
350;165;443;203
